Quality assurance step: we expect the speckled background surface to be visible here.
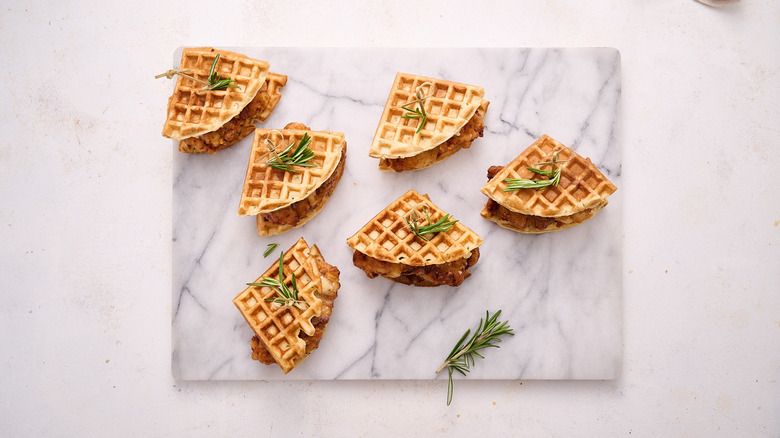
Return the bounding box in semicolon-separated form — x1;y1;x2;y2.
2;1;778;436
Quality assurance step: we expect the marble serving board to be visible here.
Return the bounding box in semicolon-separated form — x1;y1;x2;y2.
171;47;622;381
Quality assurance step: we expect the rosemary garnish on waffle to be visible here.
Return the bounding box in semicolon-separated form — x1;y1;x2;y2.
400;81;433;134
436;310;514;406
404;205;458;242
503;147;571;191
247;251;308;311
200;54;238;91
265;132;317;173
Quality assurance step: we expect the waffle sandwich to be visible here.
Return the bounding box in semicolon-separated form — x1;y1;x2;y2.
233;238;340;374
480;135;617;233
368;72;489;172
161;47;287;154
346;190;483;287
237;123;347;236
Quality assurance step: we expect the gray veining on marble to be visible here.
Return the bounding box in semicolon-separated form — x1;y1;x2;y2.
171;47;622;381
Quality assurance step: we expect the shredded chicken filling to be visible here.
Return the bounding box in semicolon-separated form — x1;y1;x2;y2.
351;248;480;287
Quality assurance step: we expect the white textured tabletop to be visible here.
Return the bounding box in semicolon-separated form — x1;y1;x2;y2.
2;1;778;436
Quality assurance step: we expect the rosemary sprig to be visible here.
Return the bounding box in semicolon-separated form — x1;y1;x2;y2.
246;251;308;311
400;82;433;134
503;147;569;192
265;132;317;173
263;243;279;258
200;54;238;91
436;310;514;406
503;168;561;191
404;205;458;242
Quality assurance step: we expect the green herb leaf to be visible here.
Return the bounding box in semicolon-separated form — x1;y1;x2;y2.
435;310;514;406
401;100;428;134
502;147;570;192
266;132;318;173
404;206;458;242
399;82;433;134
246;251;308;310
503;169;561;191
199;54;239;91
263;243;279;258
526;166;556;177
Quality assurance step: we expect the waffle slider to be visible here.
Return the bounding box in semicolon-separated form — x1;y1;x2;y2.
161;47;287;154
233;238;340;374
237;123;347;236
368;72;489;172
480;135;617;234
346;190;483;287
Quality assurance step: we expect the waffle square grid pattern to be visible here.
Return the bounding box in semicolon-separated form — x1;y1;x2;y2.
164;48;269;140
371;73;485;158
347;190;483;265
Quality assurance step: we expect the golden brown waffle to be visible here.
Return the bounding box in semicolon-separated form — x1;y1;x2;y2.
369;72;486;160
175;71;288;154
256;72;288;123
346;190;483;266
376;99;489;172
233;238;339;374
480;135;617;230
162;47;269;141
237;125;346;232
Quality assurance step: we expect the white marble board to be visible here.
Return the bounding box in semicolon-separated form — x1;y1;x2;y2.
171;47;622;381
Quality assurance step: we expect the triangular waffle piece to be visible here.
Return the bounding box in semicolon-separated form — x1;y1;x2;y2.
346;190;483;286
233;238;340;374
162;47;270;142
237;123;347;236
369;72;488;171
480;135;617;233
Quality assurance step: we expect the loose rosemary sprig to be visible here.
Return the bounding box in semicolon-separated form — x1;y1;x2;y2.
404;205;458;242
400;82;433;134
246;251;308;311
200;54;238;91
263;243;279;258
436;310;514;406
503;148;569;192
265;132;317;173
